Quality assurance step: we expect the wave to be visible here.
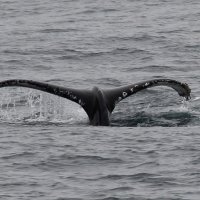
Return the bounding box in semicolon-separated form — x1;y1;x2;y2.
3;46;148;60
95;198;133;200
84;77;122;87
59;47;147;61
125;65;176;73
1;151;36;160
39;28;80;33
97;172;156;181
32;154;123;170
104;34;156;42
76;8;119;15
56;198;82;200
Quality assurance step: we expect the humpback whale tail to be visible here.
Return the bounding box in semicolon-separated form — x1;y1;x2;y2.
0;79;191;126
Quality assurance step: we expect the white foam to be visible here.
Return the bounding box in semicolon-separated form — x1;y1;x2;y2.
192;97;200;101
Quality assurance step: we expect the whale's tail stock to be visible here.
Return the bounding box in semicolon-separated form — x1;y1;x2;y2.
0;79;191;126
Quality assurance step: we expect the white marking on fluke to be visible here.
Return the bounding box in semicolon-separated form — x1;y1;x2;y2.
118;97;122;102
122;92;127;98
78;99;85;106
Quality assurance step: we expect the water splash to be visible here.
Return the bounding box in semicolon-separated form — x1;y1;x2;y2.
179;97;191;112
111;95;195;127
0;87;87;125
192;96;200;101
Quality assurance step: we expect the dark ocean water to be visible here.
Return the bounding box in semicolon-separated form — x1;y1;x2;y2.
0;0;200;199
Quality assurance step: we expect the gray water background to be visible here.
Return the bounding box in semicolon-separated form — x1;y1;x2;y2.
0;0;200;199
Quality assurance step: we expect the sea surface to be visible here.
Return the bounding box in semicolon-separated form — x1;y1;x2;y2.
0;0;200;199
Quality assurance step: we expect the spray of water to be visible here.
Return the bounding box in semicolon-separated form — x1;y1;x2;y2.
179;97;191;112
0;87;87;124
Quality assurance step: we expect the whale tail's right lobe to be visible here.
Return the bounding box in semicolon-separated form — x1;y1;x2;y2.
102;79;191;113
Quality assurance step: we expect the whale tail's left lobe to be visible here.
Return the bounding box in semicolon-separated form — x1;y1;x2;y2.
0;79;97;122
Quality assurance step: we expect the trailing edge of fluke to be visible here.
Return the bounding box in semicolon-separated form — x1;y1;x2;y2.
0;79;191;126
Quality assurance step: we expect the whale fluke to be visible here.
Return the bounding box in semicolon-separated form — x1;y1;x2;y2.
0;79;191;126
102;79;191;113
